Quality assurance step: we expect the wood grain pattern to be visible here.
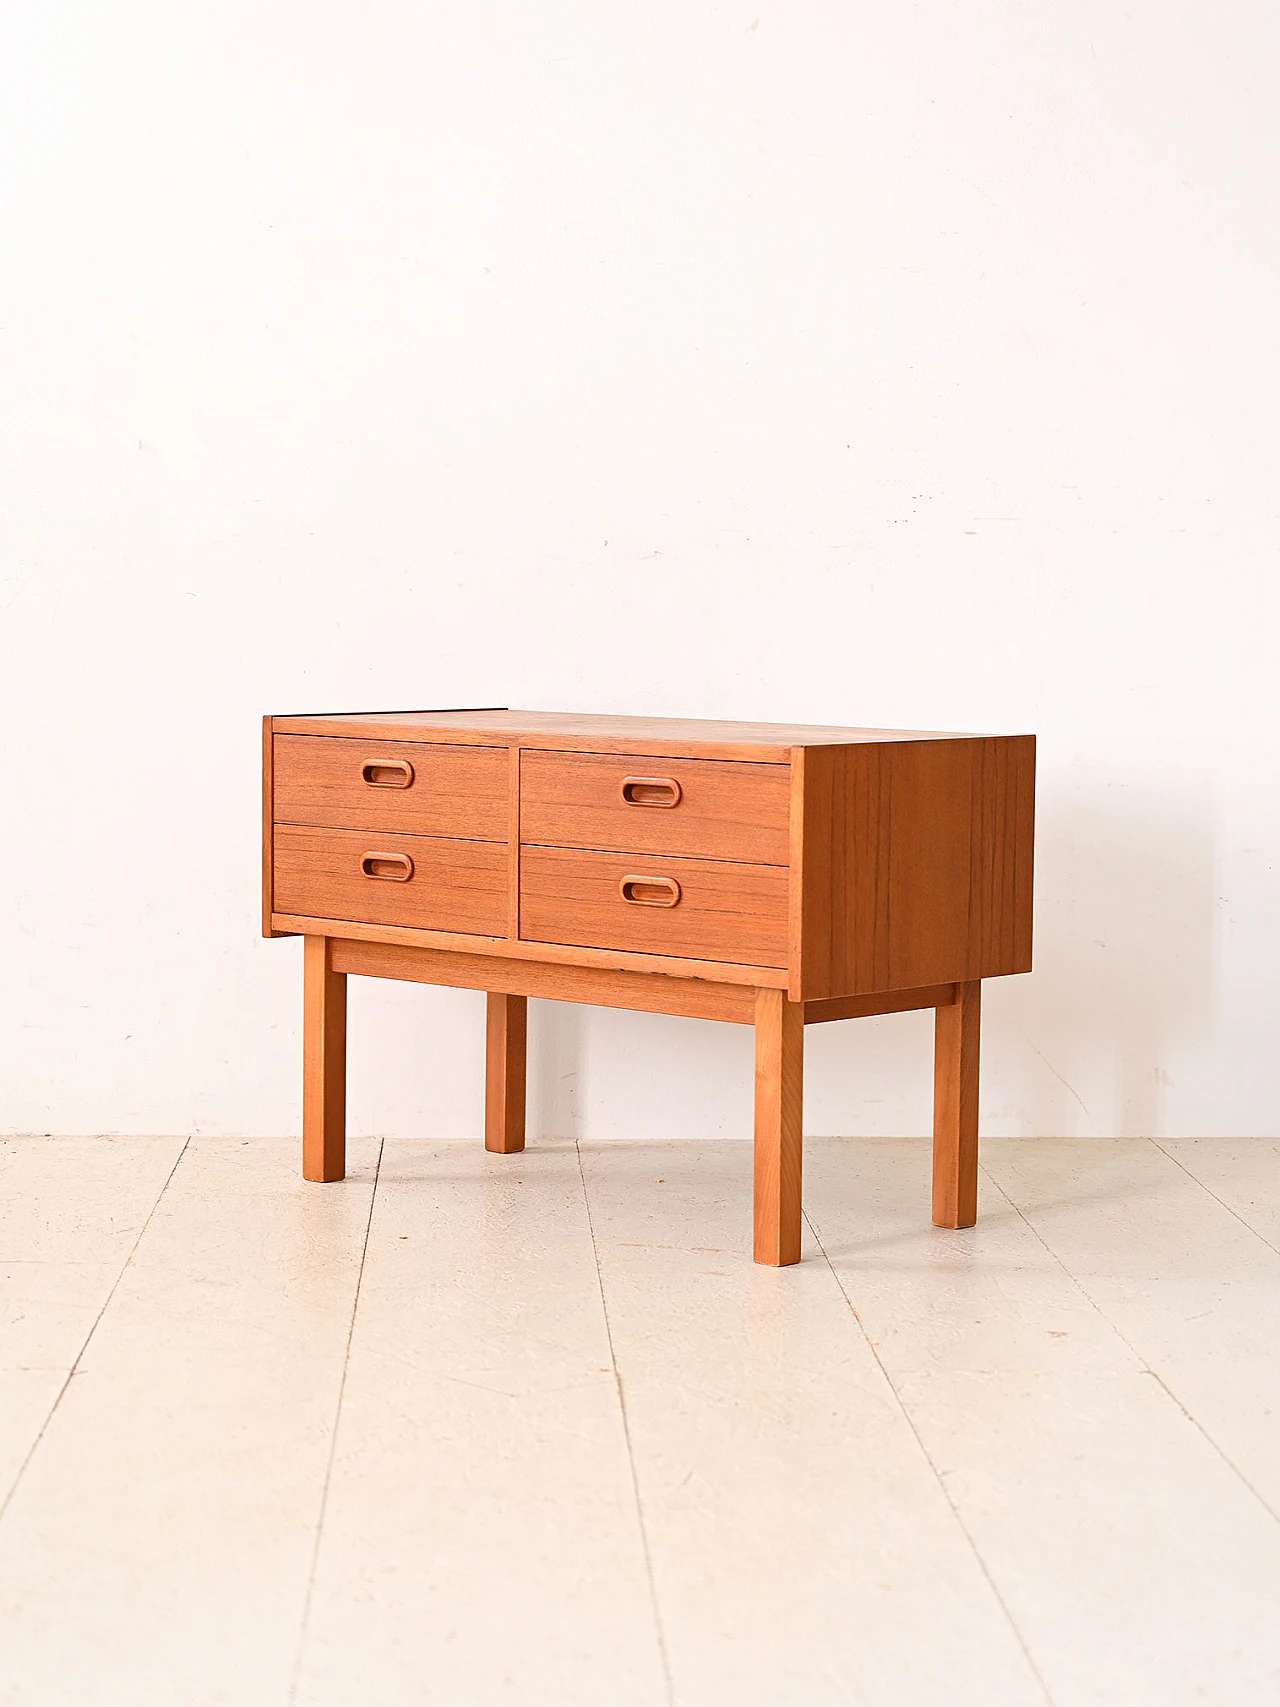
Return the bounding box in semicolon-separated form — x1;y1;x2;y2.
303;936;346;1182
262;717;291;938
794;735;1035;999
285;914;787;988
273;735;506;840
804;984;958;1025
506;745;521;938
753;986;804;1266
274;826;507;936
270;709;969;763
520;846;789;968
785;748;806;1000
485;993;527;1153
520;749;790;865
933;978;981;1228
328;938;758;1022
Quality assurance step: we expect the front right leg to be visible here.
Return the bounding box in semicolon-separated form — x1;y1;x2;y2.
485;992;527;1154
753;986;804;1265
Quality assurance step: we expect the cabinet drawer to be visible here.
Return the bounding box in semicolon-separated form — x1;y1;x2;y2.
274;736;507;840
520;750;790;865
520;847;788;967
274;826;507;935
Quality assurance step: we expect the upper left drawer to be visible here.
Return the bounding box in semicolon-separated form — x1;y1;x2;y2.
272;736;507;841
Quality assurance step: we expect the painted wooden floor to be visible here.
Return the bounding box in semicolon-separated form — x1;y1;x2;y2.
2;1134;1278;1706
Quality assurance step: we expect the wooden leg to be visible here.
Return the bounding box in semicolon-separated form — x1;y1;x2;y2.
485;992;527;1154
753;986;804;1266
303;935;346;1182
933;979;981;1227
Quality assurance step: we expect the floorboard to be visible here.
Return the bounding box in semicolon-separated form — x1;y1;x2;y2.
0;1135;1278;1706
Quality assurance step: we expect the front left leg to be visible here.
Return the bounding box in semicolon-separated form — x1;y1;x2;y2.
303;935;347;1182
753;987;804;1265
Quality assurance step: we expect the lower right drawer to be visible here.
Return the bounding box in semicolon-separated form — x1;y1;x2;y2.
520;846;788;967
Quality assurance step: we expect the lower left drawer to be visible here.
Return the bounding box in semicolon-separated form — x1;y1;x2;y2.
273;826;507;935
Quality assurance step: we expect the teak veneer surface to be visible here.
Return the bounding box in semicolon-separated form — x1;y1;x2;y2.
520;845;790;968
519;749;790;865
274;735;507;841
273;913;790;987
274;826;507;936
271;708;976;763
328;937;759;1023
789;735;1035;999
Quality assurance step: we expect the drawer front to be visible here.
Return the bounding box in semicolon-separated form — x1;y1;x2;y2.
520;750;790;865
520;847;788;967
274;736;507;840
274;826;507;935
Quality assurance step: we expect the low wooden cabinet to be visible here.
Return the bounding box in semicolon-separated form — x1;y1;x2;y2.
263;709;1035;1265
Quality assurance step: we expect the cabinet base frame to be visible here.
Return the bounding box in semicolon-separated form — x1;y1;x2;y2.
300;933;979;1267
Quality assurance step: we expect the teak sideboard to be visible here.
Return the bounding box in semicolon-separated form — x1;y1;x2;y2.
262;709;1035;1265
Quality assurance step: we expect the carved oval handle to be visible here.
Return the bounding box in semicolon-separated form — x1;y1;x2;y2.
619;874;681;907
361;759;415;788
360;852;414;881
621;775;681;808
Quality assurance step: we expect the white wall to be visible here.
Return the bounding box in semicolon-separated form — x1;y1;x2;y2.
3;3;1276;1140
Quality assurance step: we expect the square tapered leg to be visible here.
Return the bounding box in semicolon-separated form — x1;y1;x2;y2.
303;935;347;1182
485;992;527;1154
753;986;804;1265
933;979;981;1227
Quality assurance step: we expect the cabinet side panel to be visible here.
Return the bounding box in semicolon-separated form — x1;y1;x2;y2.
968;734;1035;976
803;736;1034;998
883;740;977;990
848;743;893;991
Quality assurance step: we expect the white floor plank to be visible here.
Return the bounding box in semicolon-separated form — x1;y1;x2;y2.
0;1137;185;1506
294;1139;666;1707
803;1136;1137;1378
0;1136;379;1707
581;1138;1047;1707
806;1136;1280;1707
4;1133;1279;1707
894;1367;1280;1707
1159;1137;1280;1253
982;1137;1280;1520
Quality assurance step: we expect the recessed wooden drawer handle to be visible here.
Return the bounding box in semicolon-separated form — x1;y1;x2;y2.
361;759;415;788
360;852;414;881
621;775;681;807
619;874;681;907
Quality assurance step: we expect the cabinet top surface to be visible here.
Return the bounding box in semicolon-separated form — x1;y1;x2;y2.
269;708;1026;761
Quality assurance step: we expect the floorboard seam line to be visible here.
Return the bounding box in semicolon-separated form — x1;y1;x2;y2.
1149;1138;1280;1260
989;1152;1280;1531
803;1204;1058;1707
575;1139;676;1707
289;1136;385;1707
0;1135;191;1532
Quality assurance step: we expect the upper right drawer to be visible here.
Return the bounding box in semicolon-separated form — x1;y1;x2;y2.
520;750;790;865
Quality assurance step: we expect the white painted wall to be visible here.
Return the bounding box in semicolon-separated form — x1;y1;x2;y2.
3;3;1276;1140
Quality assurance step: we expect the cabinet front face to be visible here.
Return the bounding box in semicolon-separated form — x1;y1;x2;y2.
274;825;507;935
266;711;1035;996
518;846;789;967
519;750;791;866
274;736;507;841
